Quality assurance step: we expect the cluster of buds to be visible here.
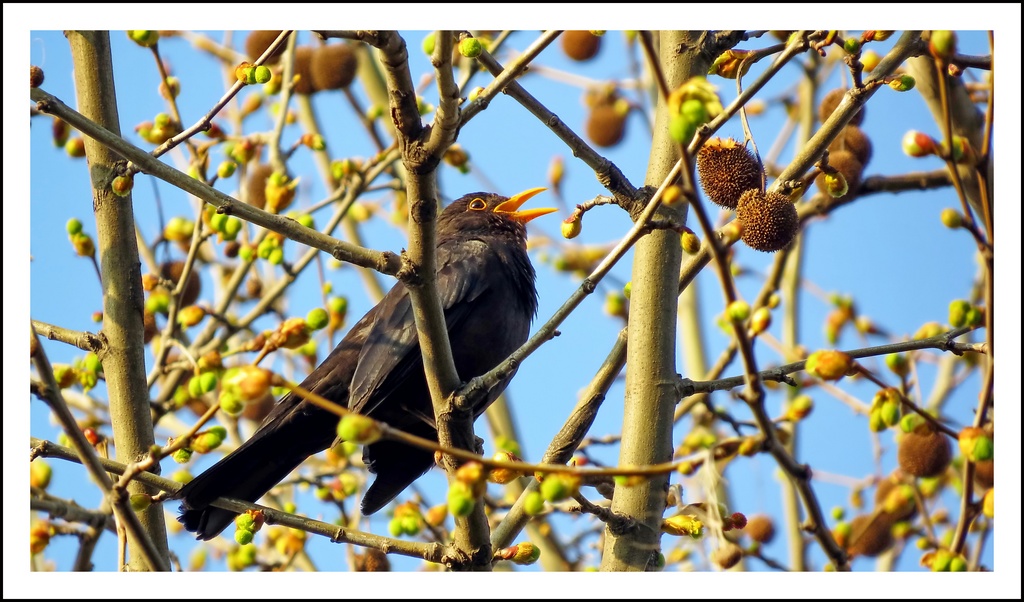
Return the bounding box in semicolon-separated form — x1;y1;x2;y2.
923;548;968;572
218;365;273;416
136;112;181;145
388;502;425;537
65;217;95;259
667;76;723;145
957;426;994;463
190;425;228;454
185;370;218;400
205;207;243;242
948;299;984;328
235;62;273;86
233;509;266;546
264;171;298;213
869;388;903;432
317;471;360;503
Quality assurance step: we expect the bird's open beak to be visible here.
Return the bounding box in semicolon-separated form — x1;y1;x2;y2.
494;187;557;224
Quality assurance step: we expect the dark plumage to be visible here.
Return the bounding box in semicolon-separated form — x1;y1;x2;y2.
176;189;554;540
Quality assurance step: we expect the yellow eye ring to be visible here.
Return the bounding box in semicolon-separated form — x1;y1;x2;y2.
469;198;487;210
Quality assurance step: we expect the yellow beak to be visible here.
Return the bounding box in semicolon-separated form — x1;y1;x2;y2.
494;187;557;224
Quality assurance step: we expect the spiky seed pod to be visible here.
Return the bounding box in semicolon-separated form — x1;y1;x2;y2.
561;30;601;61
744;514;775;544
310;43;358;91
846;513;895;557
898;425;952;478
246;164;275;210
829;125;873;166
31;65;45;88
585;103;627;148
160;261;202;307
292;46;315;95
735;189;798;252
696;138;763;209
245;31;286;64
816;150;864;203
818;88;865;126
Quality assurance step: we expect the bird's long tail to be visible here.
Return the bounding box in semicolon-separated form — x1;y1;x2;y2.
359;427;437;516
176;403;335;540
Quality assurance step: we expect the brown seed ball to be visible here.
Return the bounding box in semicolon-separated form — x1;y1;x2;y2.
710;543;743;570
562;30;601;61
292;46;316;95
819;88;865;126
736;189;798;252
245;31;286;65
898;427;952;478
816;150;864;203
31;65;45;88
159;261;202;307
355;548;391;572
241;390;275;423
246;164;275;210
829;125;873;166
846;513;894;557
974;459;993;489
585;104;627;148
696;138;764;209
142;310;157;344
744;514;775;544
310;43;358;91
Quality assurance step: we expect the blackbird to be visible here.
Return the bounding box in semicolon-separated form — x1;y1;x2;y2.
176;188;554;540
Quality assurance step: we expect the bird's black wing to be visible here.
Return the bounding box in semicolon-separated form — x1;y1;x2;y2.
348;239;493;422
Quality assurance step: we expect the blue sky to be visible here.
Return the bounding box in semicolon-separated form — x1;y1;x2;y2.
8;5;1021;597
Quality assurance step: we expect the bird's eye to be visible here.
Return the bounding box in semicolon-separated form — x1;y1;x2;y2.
469;198;487;211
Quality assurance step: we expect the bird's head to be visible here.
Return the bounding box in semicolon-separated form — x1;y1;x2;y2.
439;188;556;242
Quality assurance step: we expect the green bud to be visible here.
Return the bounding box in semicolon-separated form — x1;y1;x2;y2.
66;218;83;236
524;490;545;515
172;447;193;464
306;307;329;331
422;32;436;56
940;208;963;229
337;414;382;444
948;299;971;328
458;37;483;58
726;300;750;322
127;30;159;47
888;74;916;92
447;481;475;517
254;65;272;84
217;161;237;179
129;493;152;512
234;528;254;546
